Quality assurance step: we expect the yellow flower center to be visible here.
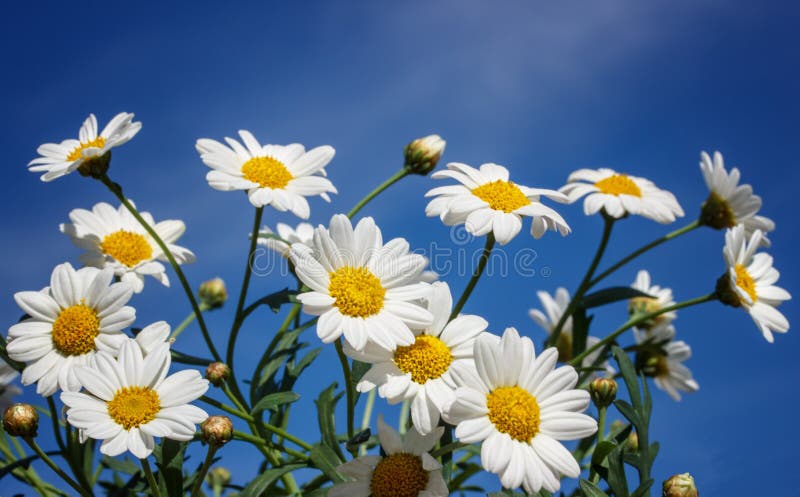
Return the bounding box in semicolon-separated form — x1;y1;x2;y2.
638;351;670;378
67;136;106;162
241;156;293;189
370;453;429;497
734;264;758;303
52;304;100;356
394;335;453;384
100;230;153;267
486;386;541;442
107;386;161;430
471;180;531;213
328;266;385;318
628;297;667;329
594;174;642;197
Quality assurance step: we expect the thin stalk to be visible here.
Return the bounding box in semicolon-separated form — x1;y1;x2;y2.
347;168;410;219
140;458;161;497
232;431;309;461
450;233;496;319
589;407;607;484
398;400;410;435
200;396;253;421
334;338;356;452
45;397;66;453
190;446;217;497
359;389;376;456
431;441;468;458
23;438;92;497
169;303;210;340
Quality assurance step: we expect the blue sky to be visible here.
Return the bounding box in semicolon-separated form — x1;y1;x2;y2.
1;0;798;495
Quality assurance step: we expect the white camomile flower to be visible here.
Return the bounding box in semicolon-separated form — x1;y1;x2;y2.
559;168;684;223
134;321;172;356
345;282;487;435
528;288;614;377
628;270;677;329
0;361;22;411
425;162;570;245
329;416;448;497
6;263;135;396
196;130;336;217
257;222;315;257
290;214;433;351
28;113;141;182
719;225;790;342
60;201;195;293
634;324;698;401
444;328;597;494
61;340;208;459
699;151;775;243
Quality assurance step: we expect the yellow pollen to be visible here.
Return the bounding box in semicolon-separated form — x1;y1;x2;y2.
328;266;385;318
595;174;642;197
241;156;293;188
52;304;100;356
734;264;758;303
471;180;531;213
67;136;106;162
100;230;153;267
394;335;453;384
370;453;429;497
486;386;541;442
107;386;161;430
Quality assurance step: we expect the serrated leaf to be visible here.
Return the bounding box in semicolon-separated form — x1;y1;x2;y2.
239;463;304;497
582;287;652;309
252;391;300;416
286;347;322;378
315;383;345;461
579;479;611;497
309;444;345;483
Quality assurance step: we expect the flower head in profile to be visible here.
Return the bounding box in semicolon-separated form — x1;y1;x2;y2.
28;113;141;181
196;130;336;217
257;222;315;257
290;215;433;351
559;168;684;223
61;340;208;459
329;416;447;497
444;328;597;494
60;202;195;293
718;225;790;342
0;361;22;411
628;270;677;330
345;282;487;435
634;324;698;401
699;151;775;243
425;163;569;245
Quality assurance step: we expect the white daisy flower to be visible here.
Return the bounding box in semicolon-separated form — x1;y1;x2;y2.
720;225;790;342
0;361;22;411
61;340;208;459
195;130;336;217
257;222;315;257
425;162;570;245
634;324;698;401
290;214;433;351
528;288;614;377
559;168;684;223
345;282;487;435
329;416;447;497
134;321;172;356
628;270;677;329
60;201;195;293
444;328;597;494
28;113;141;182
6;263;135;396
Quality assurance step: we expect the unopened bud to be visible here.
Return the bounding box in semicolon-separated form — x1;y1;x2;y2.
3;403;39;437
201;416;233;447
205;362;231;387
77;151;112;179
206;466;231;487
589;378;618;408
662;473;698;497
199;278;227;309
625;430;639;452
404;134;446;175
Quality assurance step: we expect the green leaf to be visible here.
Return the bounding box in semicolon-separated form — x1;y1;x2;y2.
286;347;322;379
251;391;300;416
154;439;186;497
630;479;654;497
239;463;304;497
605;445;630;497
590;440;616;470
612;347;642;409
581;287;652;309
571;307;592;360
253;287;297;313
309;444;345;483
579;479;611;497
315;382;345;461
613;399;641;427
100;455;140;475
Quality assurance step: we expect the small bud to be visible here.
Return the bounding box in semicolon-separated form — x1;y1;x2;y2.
662;473;698;497
206;466;232;487
77;151;112;179
625;430;639;452
199;278;228;309
589;378;618;408
3;403;39;437
205;362;231;387
201;416;233;447
699;192;735;230
404;134;446;175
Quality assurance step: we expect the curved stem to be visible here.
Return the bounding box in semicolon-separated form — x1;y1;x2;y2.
450;233;495;319
45;397;66;453
249;305;306;404
99;174;222;363
140;458;161;497
589;219;700;287
334;338;356;453
200;396;253;421
190;446;217;497
358;389;376;456
347;168;410;219
398;399;410;435
589;407;607;484
23;438;92;497
169;303;210;340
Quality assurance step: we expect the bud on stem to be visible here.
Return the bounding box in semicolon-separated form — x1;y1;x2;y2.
3;403;39;437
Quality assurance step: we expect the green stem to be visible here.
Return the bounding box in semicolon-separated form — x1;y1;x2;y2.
169;303;210;340
334;338;356;454
190;446;217;497
232;431;309;461
200;396;253;421
45;397;66;453
250;304;303;404
140;458;161;497
589;219;700;287
398;400;410;435
548;216;615;347
99;174;222;363
358;389;376;456
430;441;468;458
450;233;495;319
347;168;410;219
589;407;607;484
23;438;92;497
570;293;718;367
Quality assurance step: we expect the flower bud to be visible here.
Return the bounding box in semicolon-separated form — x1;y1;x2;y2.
3;403;39;437
625;430;639;452
206;466;232;487
201;416;233;447
662;473;698;497
589;377;618;408
205;362;231;387
77;151;112;179
199;278;228;309
404;134;446;175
